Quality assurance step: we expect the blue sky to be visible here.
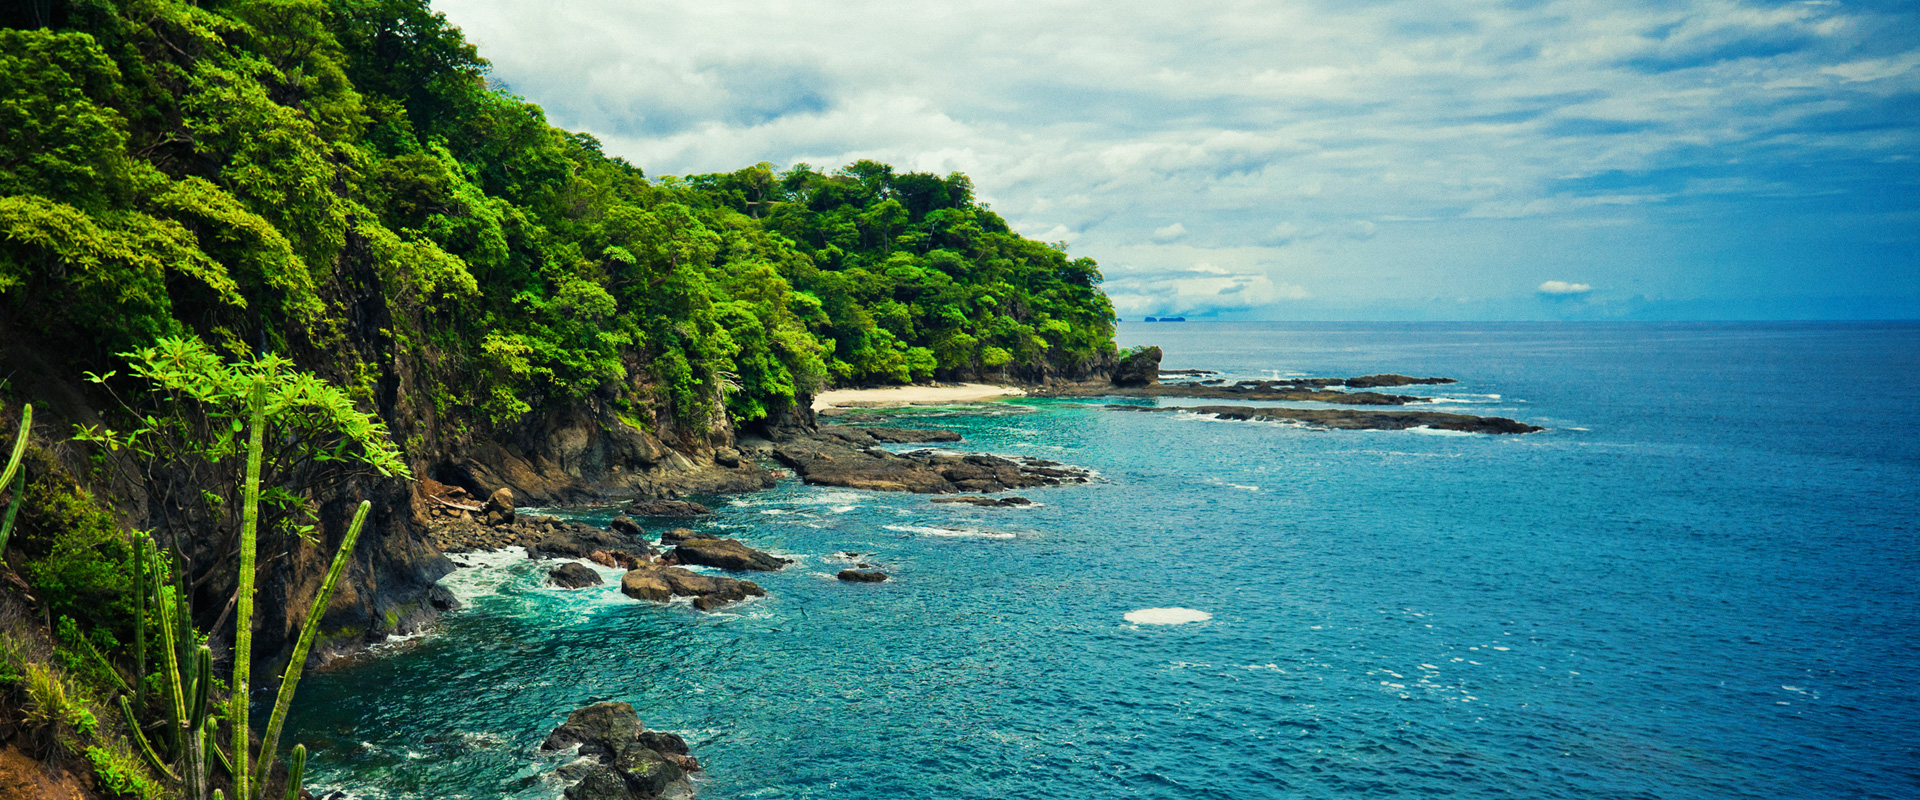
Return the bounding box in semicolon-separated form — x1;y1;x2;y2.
437;0;1919;320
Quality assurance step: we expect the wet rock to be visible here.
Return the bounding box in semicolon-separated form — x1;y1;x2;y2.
620;569;671;602
930;496;1032;507
837;569;889;583
771;435;1090;494
666;538;790;572
713;448;742;468
609;516;643;538
620;565;766;611
542;702;697;799
658;528;714;546
549;562;603;589
1104;404;1542;434
588;550;646;570
1112;346;1161;387
483;487;516;525
816;426;962;445
1342;373;1457;388
627;499;711;517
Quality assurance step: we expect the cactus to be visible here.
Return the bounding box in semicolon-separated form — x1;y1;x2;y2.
231;377;265;800
254;500;370;793
0;403;30;556
134;534;147;708
283;745;306;800
120;382;373;798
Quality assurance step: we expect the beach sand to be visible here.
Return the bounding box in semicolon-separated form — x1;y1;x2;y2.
811;383;1027;411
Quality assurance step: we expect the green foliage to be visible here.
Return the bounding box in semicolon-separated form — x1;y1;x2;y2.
86;744;168;800
0;0;1115;445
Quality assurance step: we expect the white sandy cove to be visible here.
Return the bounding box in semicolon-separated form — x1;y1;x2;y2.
811;383;1027;411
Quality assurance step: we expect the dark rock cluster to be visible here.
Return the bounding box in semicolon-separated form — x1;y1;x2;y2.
1105;404;1543;434
543;702;699;799
771;430;1089;494
930;496;1033;508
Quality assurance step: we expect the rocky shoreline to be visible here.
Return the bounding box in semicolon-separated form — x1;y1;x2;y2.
410;353;1537;799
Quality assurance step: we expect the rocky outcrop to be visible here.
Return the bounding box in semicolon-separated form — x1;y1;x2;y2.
426;512;651;558
1041;373;1462;405
1112;346;1161;387
482;488;516;526
822;426;962;444
771;435;1090;494
664;538;790;572
659;528;709;546
1105;404;1542;434
930;496;1032;507
837;569;889;583
542;702;698;799
432;402;773;508
549;563;603;589
620;565;766;611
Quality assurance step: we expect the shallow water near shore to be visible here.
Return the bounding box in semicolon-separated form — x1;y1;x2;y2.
289;322;1920;799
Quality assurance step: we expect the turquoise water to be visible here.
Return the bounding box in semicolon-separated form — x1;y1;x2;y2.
289;322;1920;799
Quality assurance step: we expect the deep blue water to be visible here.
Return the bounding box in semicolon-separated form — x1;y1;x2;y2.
289;322;1920;799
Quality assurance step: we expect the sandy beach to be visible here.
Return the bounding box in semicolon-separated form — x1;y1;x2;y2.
811;383;1028;411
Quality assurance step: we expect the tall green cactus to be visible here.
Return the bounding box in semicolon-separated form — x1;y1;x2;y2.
231;378;265;800
0;403;31;556
134;534;147;708
119;378;368;799
254;499;370;793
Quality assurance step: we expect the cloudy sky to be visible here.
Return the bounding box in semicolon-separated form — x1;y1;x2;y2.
438;0;1919;320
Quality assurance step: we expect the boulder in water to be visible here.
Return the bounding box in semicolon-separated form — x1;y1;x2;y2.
666;537;790;572
541;702;697;799
548;562;602;589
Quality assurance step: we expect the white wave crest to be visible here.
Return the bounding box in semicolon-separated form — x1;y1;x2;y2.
883;524;1016;539
1125;607;1213;625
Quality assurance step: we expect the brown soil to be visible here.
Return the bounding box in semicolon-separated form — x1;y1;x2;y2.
0;745;90;800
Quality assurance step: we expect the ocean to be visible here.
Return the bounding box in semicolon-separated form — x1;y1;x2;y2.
287;322;1920;799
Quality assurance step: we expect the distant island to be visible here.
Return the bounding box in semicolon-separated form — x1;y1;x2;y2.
1143;316;1188;322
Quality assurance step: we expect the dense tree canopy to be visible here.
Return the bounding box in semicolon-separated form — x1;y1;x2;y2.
0;0;1116;436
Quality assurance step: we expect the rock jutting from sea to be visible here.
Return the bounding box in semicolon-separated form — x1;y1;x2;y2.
542;702;700;799
769;426;1091;493
1106;404;1544;434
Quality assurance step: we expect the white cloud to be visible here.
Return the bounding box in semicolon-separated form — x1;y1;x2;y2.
1104;262;1305;315
436;0;1920;318
1538;280;1595;295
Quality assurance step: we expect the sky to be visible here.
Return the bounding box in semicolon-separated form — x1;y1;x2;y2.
435;0;1920;320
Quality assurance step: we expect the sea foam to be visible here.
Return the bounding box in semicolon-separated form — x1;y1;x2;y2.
1125;607;1213;625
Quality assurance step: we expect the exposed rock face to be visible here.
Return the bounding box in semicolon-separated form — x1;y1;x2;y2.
1112;346;1162;387
1040;373;1464;405
930;496;1032;507
665;538;790;572
817;426;961;444
541;702;698;799
427;512;652;557
549;562;603;588
434;403;774;507
837;569;889;582
1105;404;1542;434
1342;374;1457;388
627;499;711;518
609;516;643;537
620;565;765;611
588;550;646;570
619;569;671;603
482;487;516;526
659;528;709;546
771;435;1090;494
